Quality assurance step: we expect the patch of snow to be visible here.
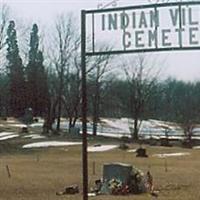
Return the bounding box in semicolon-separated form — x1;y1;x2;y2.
150;136;161;140
10;124;27;128
0;132;19;141
97;132;130;138
88;193;96;197
23;134;46;139
192;136;200;140
153;152;190;158
88;145;118;152
0;132;16;137
0;124;4;127
168;136;185;140
79;130;130;139
30;123;44;127
0;134;19;141
7;119;16;123
50;118;200;140
193;146;200;149
101;118;130;133
127;149;137;153
34;118;44;123
22;141;82;148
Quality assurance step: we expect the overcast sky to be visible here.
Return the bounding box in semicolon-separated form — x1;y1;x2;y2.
2;0;200;81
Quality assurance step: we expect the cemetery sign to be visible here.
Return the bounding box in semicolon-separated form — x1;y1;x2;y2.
84;1;200;55
81;2;200;200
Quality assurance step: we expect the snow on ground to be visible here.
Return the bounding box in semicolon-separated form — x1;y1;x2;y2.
22;141;82;148
80;130;130;139
0;134;19;141
101;118;130;133
193;146;200;149
29;118;200;141
23;134;46;139
4;118;27;128
153;152;190;158
6;119;16;123
2;117;200;141
88;145;118;152
29;122;44;128
0;132;16;137
0;132;19;141
192;136;200;140
69;118;188;139
9;124;27;128
127;149;137;153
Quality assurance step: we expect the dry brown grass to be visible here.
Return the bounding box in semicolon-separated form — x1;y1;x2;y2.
0;144;200;200
1;118;200;199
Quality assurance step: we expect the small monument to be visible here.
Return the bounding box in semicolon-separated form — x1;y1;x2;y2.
23;108;33;125
136;145;148;157
21;108;33;133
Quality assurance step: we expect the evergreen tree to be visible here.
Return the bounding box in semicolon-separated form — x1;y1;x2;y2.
6;20;26;116
26;24;49;116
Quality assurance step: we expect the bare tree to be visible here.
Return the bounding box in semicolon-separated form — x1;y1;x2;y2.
0;4;9;70
88;46;113;136
123;54;161;140
62;53;82;129
0;4;9;50
48;14;80;132
0;4;9;116
174;82;200;147
42;67;58;134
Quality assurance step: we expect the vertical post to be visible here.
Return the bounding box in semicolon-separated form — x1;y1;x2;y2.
178;4;183;48
154;6;158;49
92;13;95;53
6;165;11;178
81;10;88;200
92;161;96;175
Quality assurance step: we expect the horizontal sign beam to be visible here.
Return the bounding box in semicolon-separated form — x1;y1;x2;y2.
86;46;200;56
85;1;200;14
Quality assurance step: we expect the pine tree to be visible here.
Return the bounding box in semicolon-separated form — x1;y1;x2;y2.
26;24;49;116
6;20;26;117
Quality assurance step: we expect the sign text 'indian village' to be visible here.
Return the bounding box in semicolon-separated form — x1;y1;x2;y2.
87;2;200;52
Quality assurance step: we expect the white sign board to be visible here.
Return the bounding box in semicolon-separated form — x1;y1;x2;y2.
85;2;200;54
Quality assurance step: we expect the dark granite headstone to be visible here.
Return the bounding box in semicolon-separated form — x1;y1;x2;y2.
136;148;148;157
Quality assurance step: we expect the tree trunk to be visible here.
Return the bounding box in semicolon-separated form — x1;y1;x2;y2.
92;102;98;136
72;111;78;127
56;67;64;132
43;100;56;134
56;98;61;131
92;80;100;136
133;117;139;141
92;118;97;136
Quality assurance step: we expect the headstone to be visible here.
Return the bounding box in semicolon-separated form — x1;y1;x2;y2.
23;108;33;125
101;163;146;195
21;126;28;133
136;147;148;157
101;163;132;194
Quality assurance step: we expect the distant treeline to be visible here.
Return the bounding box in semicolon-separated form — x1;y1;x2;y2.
0;5;200;140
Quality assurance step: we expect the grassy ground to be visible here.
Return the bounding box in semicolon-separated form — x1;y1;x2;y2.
1;119;200;199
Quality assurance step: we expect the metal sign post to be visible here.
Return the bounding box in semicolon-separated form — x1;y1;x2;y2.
81;10;88;200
